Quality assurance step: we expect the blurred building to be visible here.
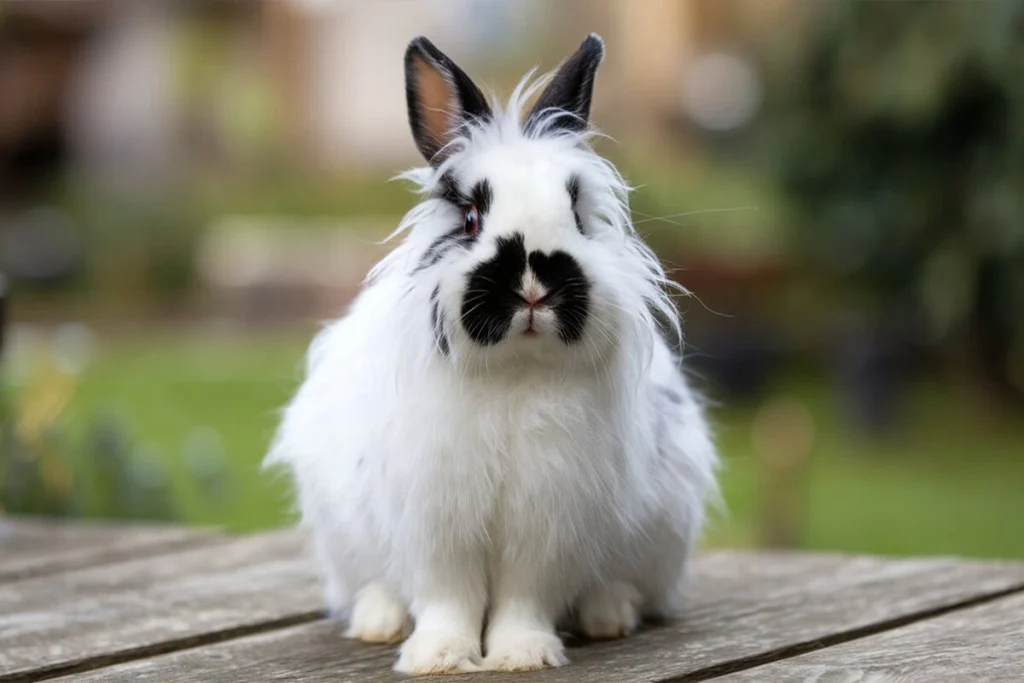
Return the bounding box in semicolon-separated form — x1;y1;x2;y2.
1;0;802;325
1;0;796;182
266;0;793;168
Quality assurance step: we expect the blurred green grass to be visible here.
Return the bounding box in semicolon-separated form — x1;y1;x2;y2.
60;331;1024;559
60;330;309;531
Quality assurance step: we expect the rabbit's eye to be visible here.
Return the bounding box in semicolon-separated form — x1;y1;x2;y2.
463;206;480;236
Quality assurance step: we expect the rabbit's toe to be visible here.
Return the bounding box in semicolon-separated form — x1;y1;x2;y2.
484;629;568;671
344;581;410;644
577;581;642;640
394;629;482;675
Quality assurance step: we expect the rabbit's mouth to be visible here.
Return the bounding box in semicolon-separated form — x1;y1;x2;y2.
515;303;556;340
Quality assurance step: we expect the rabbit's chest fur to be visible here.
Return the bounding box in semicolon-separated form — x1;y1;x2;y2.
384;369;637;580
431;379;631;558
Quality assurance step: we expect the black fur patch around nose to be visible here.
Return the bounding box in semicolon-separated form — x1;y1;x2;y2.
461;233;527;345
460;233;591;346
528;250;590;343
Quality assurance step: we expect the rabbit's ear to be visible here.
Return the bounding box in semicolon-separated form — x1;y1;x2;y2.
405;36;491;165
526;34;605;134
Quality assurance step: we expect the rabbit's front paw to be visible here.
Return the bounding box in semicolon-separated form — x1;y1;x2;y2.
484;629;568;671
344;581;410;644
394;630;482;675
577;581;642;640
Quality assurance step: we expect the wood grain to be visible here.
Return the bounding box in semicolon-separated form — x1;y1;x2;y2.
711;590;1024;682
0;517;219;582
0;529;320;682
49;551;1024;683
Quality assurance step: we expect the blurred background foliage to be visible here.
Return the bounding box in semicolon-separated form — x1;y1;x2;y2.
1;0;1022;558
0;327;232;520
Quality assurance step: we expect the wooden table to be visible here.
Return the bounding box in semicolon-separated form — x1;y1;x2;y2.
2;517;1022;682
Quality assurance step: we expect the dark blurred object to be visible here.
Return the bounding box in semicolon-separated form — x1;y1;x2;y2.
770;2;1024;407
0;274;6;362
666;255;790;404
692;318;779;404
832;315;899;436
0;207;84;288
0;2;104;303
971;253;1023;405
830;307;935;437
0;1;112;200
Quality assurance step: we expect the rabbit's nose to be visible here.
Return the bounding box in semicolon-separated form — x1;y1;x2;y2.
520;287;547;310
518;270;549;308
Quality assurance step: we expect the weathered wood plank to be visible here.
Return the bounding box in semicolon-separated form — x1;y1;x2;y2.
50;551;1024;683
0;529;320;682
711;590;1024;682
0;517;219;582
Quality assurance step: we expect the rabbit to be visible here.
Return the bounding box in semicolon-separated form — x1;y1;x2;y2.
265;33;719;675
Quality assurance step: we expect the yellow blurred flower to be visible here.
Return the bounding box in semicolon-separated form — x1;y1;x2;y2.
14;355;78;449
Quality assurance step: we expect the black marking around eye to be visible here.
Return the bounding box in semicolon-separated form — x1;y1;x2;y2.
471;179;492;216
433;172;464;205
430;285;450;357
431;174;492;215
415;176;493;273
527;250;590;343
567;176;584;235
461;233;527;345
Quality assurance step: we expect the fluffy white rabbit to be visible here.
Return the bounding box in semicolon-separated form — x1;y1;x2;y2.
266;33;719;675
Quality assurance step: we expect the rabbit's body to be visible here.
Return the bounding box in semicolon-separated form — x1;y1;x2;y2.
268;34;718;675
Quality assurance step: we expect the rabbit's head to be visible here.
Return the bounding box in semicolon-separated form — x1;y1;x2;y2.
379;34;680;374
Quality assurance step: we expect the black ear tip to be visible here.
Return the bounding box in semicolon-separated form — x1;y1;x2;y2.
581;33;605;62
408;35;430;50
406;35;442;64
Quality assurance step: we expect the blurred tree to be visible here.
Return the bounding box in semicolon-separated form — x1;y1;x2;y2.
763;1;1024;407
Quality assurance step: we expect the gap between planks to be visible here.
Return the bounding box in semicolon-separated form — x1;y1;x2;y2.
21;562;1024;683
676;582;1024;682
1;528;320;683
1;611;326;683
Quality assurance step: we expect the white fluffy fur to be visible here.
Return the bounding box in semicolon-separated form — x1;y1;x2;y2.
266;71;719;675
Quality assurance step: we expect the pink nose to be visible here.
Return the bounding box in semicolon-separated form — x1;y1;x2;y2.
522;288;543;308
